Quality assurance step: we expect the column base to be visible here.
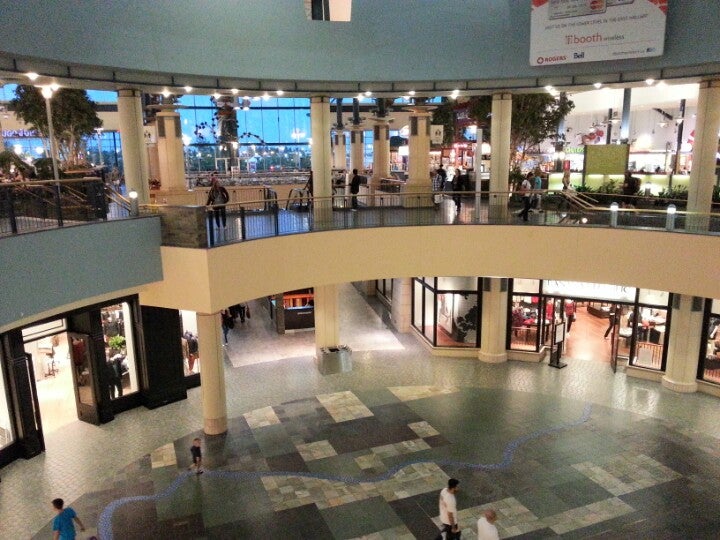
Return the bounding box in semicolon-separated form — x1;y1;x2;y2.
204;416;228;435
478;351;508;363
661;375;698;393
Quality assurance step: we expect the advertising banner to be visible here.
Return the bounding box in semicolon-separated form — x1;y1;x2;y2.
430;125;444;145
530;0;667;66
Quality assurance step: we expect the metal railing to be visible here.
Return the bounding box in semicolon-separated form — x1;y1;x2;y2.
138;189;720;249
0;177;127;236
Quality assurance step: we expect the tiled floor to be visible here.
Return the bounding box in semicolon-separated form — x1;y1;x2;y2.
2;284;720;539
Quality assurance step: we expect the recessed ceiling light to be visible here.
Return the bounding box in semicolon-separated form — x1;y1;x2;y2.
49;83;60;92
161;88;171;98
645;79;655;86
252;96;260;101
26;72;39;81
545;85;554;92
356;93;363;99
262;92;270;100
364;90;372;97
657;81;667;88
593;82;602;89
184;86;193;93
276;89;284;96
408;90;416;96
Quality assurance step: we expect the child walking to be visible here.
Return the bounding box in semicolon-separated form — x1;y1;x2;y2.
189;437;203;474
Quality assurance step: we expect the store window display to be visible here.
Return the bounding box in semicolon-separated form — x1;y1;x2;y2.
701;300;720;385
180;311;200;376
0;359;13;450
102;303;138;398
630;306;668;370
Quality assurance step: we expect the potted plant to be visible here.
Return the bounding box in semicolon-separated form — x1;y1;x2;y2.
108;335;126;355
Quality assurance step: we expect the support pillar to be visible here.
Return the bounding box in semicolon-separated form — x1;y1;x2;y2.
314;284;340;352
662;295;703;393
117;89;150;202
333;130;347;170
311;96;333;224
687;80;720;231
620;88;632;142
390;277;412;333
371;119;390;195
405;107;433;206
156;107;187;192
478;278;509;363
197;312;227;435
350;126;364;174
488;93;512;221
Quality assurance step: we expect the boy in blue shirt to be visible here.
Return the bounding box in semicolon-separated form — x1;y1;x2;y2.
52;498;85;540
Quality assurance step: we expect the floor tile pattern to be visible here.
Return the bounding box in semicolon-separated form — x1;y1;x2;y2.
244;405;282;428
7;284;720;539
317;390;375;423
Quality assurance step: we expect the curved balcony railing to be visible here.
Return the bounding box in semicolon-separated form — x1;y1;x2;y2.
138;189;720;249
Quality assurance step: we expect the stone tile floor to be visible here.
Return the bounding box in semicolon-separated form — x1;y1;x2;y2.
1;284;719;539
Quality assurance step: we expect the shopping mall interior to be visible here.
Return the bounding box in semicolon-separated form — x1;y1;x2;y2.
2;1;720;538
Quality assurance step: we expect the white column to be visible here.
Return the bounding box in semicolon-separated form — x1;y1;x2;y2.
156;108;187;192
117;89;150;202
488;93;512;221
390;277;412;332
405;108;433;205
662;295;703;393
196;312;227;435
311;96;333;226
687;80;720;223
314;284;339;352
478;278;508;363
350;126;364;174
371;119;390;192
333;130;347;170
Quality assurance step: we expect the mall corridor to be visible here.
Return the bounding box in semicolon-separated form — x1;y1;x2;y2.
3;284;719;538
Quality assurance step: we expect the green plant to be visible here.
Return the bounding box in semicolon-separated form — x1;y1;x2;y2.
108;335;126;351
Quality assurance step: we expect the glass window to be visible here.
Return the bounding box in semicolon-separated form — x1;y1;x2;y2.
509;294;541;351
638;289;669;306
181;311;200;376
102;303;139;399
413;279;423;331
437;292;478;347
437;276;477;291
630;306;667;370
0;353;13;450
261;108;281;143
423;288;435;343
701;301;720;385
513;278;541;294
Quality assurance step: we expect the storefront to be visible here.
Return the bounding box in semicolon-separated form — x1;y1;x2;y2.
700;299;720;385
508;279;671;371
0;296;188;467
412;277;482;348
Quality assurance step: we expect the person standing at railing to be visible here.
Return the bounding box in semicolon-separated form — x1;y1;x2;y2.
518;173;533;222
206;176;230;229
350;168;361;210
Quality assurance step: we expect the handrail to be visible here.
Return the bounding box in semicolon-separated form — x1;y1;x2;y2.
137;189;720;249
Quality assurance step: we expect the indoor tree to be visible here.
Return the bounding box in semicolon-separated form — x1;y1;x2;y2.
11;85;102;170
467;93;574;170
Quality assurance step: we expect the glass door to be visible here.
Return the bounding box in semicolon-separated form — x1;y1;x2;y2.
68;333;101;424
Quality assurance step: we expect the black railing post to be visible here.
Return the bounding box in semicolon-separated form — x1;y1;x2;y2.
274;204;280;236
5;187;18;234
207;211;215;247
54;183;64;227
240;206;246;240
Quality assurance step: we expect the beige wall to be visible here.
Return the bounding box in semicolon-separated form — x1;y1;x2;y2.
139;226;720;312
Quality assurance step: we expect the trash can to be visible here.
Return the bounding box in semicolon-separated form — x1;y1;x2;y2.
316;345;352;374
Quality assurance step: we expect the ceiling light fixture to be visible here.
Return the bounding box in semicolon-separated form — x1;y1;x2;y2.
262;92;271;100
230;88;239;95
645;78;655;86
26;72;39;81
161;88;171;98
364;90;372;97
276;89;284;96
184;86;193;93
593;82;603;89
212;92;221;99
408;90;416;96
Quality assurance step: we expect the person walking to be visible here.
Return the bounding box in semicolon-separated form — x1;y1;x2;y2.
518;173;533;222
604;305;618;338
477;509;500;540
350;168;361;210
221;309;233;344
52;498;85;540
189;437;204;474
206;175;230;229
564;300;576;333
451;167;464;213
533;168;543;212
437;478;461;539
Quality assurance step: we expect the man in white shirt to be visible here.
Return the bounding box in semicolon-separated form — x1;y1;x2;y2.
477;509;499;540
438;478;460;539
